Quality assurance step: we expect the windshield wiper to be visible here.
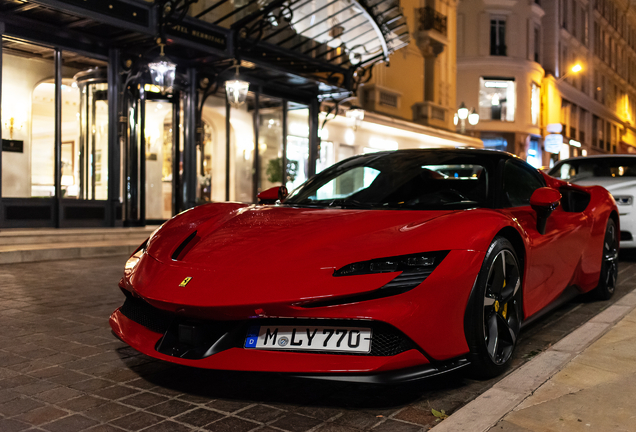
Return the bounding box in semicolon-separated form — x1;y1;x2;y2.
328;199;373;209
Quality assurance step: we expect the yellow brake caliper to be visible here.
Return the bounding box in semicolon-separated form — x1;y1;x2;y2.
502;279;507;318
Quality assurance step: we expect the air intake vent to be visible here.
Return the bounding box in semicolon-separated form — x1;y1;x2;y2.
171;230;200;261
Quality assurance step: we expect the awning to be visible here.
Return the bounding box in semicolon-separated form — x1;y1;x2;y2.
189;0;409;65
185;0;410;90
1;0;409;96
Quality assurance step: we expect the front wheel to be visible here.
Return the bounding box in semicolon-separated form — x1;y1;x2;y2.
594;218;619;300
465;237;522;379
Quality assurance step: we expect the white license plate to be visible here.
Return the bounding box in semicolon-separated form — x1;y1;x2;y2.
244;325;372;353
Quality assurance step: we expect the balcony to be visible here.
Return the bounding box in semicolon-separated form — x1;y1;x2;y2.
412;101;450;130
418;6;447;36
415;6;448;57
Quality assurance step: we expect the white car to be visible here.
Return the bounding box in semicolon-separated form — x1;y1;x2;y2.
549;155;636;248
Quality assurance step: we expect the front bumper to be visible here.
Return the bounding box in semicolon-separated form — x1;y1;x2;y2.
110;308;429;375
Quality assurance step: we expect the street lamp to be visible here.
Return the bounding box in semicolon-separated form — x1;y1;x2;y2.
455;102;479;134
457;102;469;121
557;63;583;83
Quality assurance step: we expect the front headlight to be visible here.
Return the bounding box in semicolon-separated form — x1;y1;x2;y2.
334;251;445;277
302;251;449;308
613;195;633;206
125;240;147;271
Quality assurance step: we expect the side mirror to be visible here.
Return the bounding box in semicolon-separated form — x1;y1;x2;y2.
530;187;561;235
257;186;288;204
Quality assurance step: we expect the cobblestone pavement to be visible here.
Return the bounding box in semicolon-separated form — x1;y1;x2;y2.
1;254;636;432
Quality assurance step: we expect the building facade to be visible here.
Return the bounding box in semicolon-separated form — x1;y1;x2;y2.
457;0;636;168
0;0;481;229
301;0;482;181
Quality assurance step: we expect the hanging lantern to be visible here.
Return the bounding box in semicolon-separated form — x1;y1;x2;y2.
225;79;250;108
148;42;176;94
225;61;249;108
346;107;365;130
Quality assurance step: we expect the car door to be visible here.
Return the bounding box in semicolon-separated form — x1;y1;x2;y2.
500;160;590;318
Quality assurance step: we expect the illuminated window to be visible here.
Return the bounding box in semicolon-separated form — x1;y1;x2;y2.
479;78;516;122
531;83;540;125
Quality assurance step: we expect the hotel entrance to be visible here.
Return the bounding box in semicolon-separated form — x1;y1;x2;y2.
0;0;410;228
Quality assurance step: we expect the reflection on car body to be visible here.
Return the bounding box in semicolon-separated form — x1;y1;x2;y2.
110;149;619;383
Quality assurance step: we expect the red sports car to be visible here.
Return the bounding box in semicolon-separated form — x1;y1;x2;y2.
110;149;618;383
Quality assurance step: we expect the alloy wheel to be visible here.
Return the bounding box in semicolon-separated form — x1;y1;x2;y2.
482;249;521;365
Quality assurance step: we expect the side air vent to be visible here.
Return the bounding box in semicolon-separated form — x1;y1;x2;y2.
171;230;200;261
380;268;435;290
302;251;448;308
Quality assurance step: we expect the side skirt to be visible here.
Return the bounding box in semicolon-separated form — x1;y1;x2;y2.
521;285;581;330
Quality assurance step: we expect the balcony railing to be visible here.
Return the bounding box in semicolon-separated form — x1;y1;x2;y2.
418;6;447;36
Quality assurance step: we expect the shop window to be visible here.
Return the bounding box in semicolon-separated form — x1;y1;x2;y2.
286;104;310;193
479;77;516;122
144;99;174;220
199;94;227;204
1;39;109;201
63;53;109;201
258;97;285;193
2;38;55;198
230;91;256;203
490;19;506;56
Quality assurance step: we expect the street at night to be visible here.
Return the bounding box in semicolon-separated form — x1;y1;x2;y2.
1;253;635;432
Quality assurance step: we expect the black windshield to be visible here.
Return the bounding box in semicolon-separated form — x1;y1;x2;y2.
549;157;636;180
283;152;494;210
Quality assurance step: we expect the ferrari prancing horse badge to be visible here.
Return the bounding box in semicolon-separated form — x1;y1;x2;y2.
179;277;193;287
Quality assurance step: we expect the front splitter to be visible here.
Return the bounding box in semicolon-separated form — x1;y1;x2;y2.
290;357;470;384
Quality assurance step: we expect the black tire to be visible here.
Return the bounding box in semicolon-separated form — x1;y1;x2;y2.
594;218;619;300
465;237;523;379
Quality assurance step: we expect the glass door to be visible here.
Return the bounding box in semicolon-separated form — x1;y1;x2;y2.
77;82;109;200
144;98;176;221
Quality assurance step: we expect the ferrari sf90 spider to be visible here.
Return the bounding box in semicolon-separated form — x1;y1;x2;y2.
110;149;618;382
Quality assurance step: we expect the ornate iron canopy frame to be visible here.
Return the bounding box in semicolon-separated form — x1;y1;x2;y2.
2;0;408;98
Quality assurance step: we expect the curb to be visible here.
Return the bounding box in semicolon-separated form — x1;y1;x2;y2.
0;244;138;264
431;288;636;432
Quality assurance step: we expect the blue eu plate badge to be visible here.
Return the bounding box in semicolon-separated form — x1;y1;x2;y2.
245;326;259;348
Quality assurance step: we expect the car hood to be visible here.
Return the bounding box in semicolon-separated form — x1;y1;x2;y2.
148;205;454;269
572;177;636;193
128;204;500;312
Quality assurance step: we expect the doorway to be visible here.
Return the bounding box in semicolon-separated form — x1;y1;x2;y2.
143;91;183;222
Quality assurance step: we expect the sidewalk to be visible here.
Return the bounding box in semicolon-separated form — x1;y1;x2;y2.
433;288;636;432
491;306;636;432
